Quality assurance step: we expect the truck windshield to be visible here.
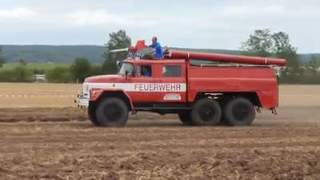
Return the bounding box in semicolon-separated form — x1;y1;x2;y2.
118;63;134;76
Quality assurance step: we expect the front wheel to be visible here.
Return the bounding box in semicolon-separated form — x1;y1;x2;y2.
95;98;129;127
88;103;99;126
178;111;193;126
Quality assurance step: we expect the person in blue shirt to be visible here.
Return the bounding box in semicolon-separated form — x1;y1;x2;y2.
149;36;163;59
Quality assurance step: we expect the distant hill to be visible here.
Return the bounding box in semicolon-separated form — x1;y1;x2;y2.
172;47;243;55
1;45;319;64
1;45;105;64
297;53;320;64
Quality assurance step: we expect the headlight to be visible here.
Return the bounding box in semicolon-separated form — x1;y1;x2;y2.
83;84;89;96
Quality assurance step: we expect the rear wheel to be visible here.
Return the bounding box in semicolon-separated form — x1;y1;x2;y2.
178;111;192;126
95;98;129;127
191;98;222;126
223;97;256;126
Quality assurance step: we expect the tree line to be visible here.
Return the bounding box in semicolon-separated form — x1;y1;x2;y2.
0;29;319;83
0;30;131;83
241;29;320;84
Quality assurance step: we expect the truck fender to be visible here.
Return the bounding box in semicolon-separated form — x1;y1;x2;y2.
89;88;135;111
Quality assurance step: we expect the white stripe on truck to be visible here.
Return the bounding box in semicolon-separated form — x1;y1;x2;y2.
84;83;186;93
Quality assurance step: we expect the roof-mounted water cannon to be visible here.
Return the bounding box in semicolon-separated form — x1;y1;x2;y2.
109;40;148;59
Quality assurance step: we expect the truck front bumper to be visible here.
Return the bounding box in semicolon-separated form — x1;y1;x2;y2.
75;94;89;108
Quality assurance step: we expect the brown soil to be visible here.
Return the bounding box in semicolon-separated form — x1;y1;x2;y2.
0;106;320;179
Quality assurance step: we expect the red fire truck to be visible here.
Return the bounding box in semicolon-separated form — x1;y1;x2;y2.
77;41;286;127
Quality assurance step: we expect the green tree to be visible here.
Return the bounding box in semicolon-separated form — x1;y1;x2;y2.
18;59;28;66
13;66;32;82
242;29;300;81
70;57;91;83
308;55;320;75
241;29;273;57
46;67;72;83
32;69;45;74
102;30;131;74
0;70;15;82
0;46;5;68
272;32;299;74
90;64;103;76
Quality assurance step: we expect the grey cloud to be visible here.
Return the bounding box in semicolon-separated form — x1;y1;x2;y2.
0;0;319;52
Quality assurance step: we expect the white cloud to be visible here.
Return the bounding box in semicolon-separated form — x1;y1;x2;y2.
65;10;157;27
222;5;285;16
66;10;126;26
0;7;36;19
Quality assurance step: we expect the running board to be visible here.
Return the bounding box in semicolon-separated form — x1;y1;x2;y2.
135;104;191;111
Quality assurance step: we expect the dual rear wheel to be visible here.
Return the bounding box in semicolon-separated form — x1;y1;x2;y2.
178;97;256;126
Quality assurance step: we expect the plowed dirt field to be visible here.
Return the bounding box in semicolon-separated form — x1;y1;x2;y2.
0;84;320;179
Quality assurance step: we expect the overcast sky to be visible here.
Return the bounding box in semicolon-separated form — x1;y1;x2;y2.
0;0;319;53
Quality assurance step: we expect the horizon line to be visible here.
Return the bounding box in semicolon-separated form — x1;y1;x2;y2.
0;44;319;54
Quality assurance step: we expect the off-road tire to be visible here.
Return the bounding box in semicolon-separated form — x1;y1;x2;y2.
223;97;256;126
95;98;129;127
88;104;99;126
191;98;222;126
178;111;193;126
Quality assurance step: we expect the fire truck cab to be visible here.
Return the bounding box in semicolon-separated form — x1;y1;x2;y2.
78;50;286;127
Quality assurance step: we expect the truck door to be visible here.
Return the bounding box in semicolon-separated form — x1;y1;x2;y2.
158;63;187;103
127;64;162;103
127;63;186;103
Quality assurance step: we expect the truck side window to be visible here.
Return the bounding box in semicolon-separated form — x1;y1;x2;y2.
119;62;134;76
162;65;181;77
140;65;152;77
190;59;220;66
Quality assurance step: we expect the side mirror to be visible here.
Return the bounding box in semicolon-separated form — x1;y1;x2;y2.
116;60;121;68
125;70;129;80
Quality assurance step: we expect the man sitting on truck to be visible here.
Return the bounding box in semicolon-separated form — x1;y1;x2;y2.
149;36;163;59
